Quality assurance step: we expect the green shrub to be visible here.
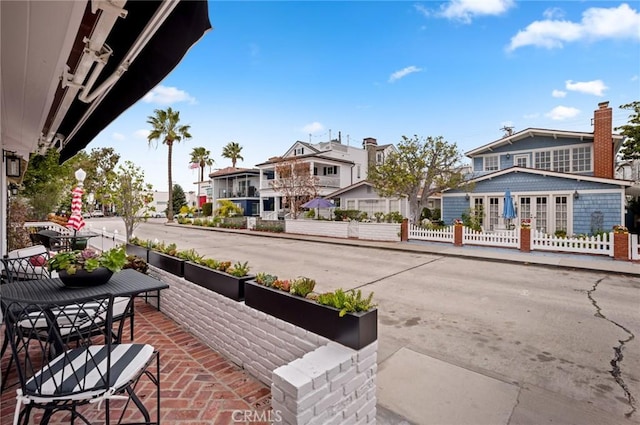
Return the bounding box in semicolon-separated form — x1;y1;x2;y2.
385;211;403;223
316;289;376;317
202;202;213;216
334;209;362;221
227;261;250;277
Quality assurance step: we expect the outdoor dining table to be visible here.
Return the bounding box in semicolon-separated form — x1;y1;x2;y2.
0;268;168;305
36;229;100;251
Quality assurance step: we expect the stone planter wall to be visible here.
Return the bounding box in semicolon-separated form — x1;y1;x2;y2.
152;267;377;424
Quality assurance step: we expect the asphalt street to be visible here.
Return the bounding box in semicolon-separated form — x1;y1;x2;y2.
88;217;640;424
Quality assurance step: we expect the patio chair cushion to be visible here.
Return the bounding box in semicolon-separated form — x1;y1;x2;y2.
2;248;50;281
24;344;155;397
6;245;47;259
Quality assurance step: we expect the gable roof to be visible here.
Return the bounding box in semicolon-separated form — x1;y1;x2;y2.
325;180;374;198
465;128;624;157
282;141;320;157
255;153;355;167
464;166;633;187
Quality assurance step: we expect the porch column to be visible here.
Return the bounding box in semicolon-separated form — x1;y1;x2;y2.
520;227;531;252
613;232;630;261
454;224;463;246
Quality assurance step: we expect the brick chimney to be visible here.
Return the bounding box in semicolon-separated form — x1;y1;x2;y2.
363;137;378;168
593;101;613;179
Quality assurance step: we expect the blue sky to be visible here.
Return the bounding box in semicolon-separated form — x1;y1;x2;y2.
90;0;640;192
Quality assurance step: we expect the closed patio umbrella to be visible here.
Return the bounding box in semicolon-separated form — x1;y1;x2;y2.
67;169;87;248
503;189;516;227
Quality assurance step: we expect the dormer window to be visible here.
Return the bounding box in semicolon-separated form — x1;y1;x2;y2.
484;156;499;171
294;147;304;156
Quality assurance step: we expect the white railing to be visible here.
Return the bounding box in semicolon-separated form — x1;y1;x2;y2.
532;231;613;256
261;211;278;220
463;227;519;248
408;224;455;242
23;221;71;235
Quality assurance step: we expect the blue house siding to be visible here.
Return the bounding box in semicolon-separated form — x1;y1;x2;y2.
573;193;622;235
442;196;469;224
443;171;625;235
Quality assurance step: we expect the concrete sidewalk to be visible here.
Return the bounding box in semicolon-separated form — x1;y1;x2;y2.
165;224;640;424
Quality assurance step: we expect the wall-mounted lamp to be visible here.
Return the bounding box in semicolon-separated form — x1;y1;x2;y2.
506;153;511;160
8;183;19;196
573;190;579;200
465;193;470;201
6;154;21;177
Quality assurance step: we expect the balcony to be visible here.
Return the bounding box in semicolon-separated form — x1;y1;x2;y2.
0;299;271;424
260;176;340;191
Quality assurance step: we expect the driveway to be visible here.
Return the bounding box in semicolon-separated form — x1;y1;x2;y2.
96;219;640;424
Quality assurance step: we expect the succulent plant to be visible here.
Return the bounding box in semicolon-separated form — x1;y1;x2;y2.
290;276;316;298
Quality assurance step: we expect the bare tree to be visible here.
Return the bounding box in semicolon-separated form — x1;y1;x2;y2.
270;157;320;218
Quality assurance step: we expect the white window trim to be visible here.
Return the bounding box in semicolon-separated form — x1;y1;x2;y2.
483;155;499;171
513;154;529;167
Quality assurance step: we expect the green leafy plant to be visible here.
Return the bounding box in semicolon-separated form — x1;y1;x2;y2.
162;243;179;256
227;261;250;277
47;247;127;275
255;272;278;287
290;276;316;298
123;254;149;274
177;248;203;263
316;289;376;317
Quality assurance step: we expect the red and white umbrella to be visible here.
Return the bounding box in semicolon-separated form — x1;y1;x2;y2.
67;185;86;232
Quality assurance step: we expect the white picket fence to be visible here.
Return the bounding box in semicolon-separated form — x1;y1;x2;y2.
463;227;519;248
532;230;613;256
408;224;455;242
630;234;639;260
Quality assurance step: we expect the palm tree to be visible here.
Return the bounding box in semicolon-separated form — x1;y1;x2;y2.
146;107;191;222
190;146;214;182
222;142;244;168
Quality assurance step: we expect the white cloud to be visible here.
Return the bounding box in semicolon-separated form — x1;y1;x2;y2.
552;89;566;98
565;79;608;96
414;4;430;18
112;132;126;141
545;105;580;121
543;7;565;20
134;129;150;139
632;75;639;82
302;122;324;133
508;3;640;51
439;0;514;24
142;85;196;105
389;66;423;83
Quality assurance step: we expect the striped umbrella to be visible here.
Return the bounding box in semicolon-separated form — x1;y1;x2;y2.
67;185;86;232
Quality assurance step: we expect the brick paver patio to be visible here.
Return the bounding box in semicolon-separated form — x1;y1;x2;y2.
1;299;271;424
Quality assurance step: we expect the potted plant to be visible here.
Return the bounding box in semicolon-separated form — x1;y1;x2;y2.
184;254;254;301
125;236;150;262
245;277;377;350
47;247;127;287
147;242;185;277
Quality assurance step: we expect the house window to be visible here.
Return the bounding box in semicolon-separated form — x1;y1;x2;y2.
474;198;484;227
376;152;384;164
324;166;338;175
555;196;568;232
553;149;570;173
357;165;361;179
294;147;304;156
572;147;591;172
389;199;399;212
536;197;548;232
346;200;356;209
489;197;499;231
514;155;529;167
535;151;551;170
484;156;498;171
519;197;531;221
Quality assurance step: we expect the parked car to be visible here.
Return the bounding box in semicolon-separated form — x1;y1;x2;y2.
152;211;166;218
90;210;104;217
82;212;91;219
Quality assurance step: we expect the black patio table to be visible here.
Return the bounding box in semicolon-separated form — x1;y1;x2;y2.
0;269;168;304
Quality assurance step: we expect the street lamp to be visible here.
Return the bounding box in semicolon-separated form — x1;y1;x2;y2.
75;168;86;186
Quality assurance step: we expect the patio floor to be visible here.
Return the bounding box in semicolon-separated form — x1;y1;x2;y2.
0;299;272;424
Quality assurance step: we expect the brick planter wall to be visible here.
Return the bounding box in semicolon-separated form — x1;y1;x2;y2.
613;232;630;260
520;227;531;252
151;267;377;423
454;224;463;246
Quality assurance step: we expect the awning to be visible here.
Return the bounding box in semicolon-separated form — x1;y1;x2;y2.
58;0;212;162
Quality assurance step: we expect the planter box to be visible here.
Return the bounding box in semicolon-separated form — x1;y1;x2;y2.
148;250;184;277
244;281;377;350
126;243;149;262
183;262;253;301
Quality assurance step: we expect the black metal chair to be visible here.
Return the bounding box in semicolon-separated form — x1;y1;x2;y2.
2;293;160;425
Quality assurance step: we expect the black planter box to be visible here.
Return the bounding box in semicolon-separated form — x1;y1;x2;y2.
244;281;377;350
183;262;253;301
125;243;149;262
148;251;184;277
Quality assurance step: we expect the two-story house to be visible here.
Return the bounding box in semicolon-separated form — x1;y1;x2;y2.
442;101;632;235
256;136;368;219
208;167;261;216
